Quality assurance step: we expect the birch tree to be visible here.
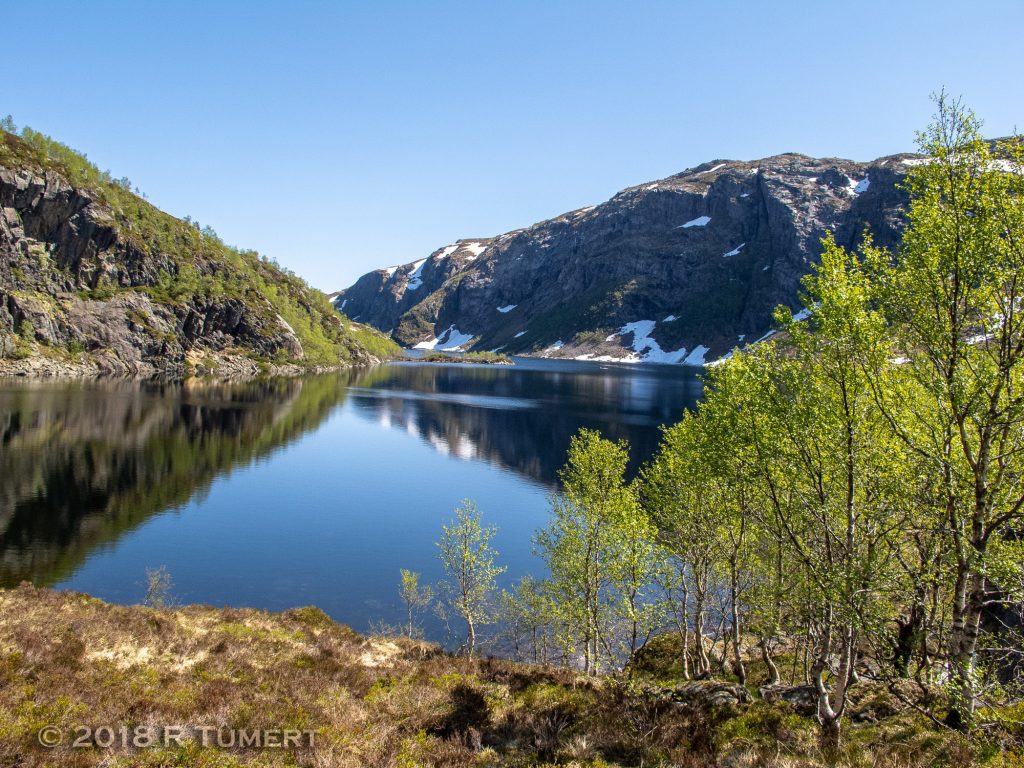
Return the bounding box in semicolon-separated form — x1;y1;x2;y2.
866;95;1024;729
535;429;643;674
714;238;908;752
399;569;433;638
437;500;506;656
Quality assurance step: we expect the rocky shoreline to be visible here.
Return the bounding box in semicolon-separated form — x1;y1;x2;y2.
0;349;389;381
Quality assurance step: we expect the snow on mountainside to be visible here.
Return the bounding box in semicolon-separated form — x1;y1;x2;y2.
334;151;916;365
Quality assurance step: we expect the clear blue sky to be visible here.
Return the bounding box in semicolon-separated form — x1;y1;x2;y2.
6;1;1022;290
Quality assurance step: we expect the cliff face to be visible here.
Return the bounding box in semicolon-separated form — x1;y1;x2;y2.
0;130;397;377
336;152;915;363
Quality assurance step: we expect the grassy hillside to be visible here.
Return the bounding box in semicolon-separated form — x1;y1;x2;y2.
0;125;399;371
0;587;1015;768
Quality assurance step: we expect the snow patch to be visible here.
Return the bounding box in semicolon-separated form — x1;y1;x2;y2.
847;174;870;196
679;215;712;229
990;159;1024;175
413;325;474;351
497;304;517;313
513;331;526;338
545;340;564;352
739;193;750;198
614;320;689;364
697;163;726;176
723;243;746;257
462;242;487;259
682;345;709;366
406;259;428;290
663;314;677;322
384;265;398;277
792;308;812;322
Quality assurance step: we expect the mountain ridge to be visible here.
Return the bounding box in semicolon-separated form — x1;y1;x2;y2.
335;149;917;364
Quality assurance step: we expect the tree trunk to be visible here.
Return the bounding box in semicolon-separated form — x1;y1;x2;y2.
892;600;924;677
811;614;852;759
760;637;780;686
730;550;746;685
679;573;690;680
945;571;985;730
819;715;841;758
694;568;711;675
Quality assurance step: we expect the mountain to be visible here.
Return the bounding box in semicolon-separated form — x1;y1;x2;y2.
335;151;916;364
0;128;398;377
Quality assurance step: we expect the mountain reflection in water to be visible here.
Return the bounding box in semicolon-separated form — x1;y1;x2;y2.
0;358;702;635
347;358;703;487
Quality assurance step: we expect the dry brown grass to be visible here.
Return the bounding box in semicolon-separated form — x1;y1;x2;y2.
0;585;1017;767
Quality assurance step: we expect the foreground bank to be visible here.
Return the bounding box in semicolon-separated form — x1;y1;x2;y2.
0;586;1014;768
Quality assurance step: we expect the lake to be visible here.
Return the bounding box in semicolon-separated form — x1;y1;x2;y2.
0;358;702;641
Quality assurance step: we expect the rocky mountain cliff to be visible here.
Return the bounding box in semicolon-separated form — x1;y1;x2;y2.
336;151;917;364
0;128;398;377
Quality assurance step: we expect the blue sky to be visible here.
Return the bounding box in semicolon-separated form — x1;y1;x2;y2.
6;1;1022;289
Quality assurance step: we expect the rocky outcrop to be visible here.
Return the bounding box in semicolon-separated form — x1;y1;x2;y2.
657;680;752;708
336;151;917;364
0;132;394;378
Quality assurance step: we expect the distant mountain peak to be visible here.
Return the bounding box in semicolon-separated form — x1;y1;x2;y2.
335;148;917;365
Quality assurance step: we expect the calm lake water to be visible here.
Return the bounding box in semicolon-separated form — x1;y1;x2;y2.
0;358;702;640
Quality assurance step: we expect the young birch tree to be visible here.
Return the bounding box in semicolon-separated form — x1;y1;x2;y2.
535;429;640;674
641;412;726;679
437;500;506;656
399;569;434;639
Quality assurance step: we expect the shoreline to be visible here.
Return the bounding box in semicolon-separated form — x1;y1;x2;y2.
0;351;395;382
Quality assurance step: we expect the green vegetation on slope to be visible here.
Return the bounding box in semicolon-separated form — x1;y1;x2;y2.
0;122;399;367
